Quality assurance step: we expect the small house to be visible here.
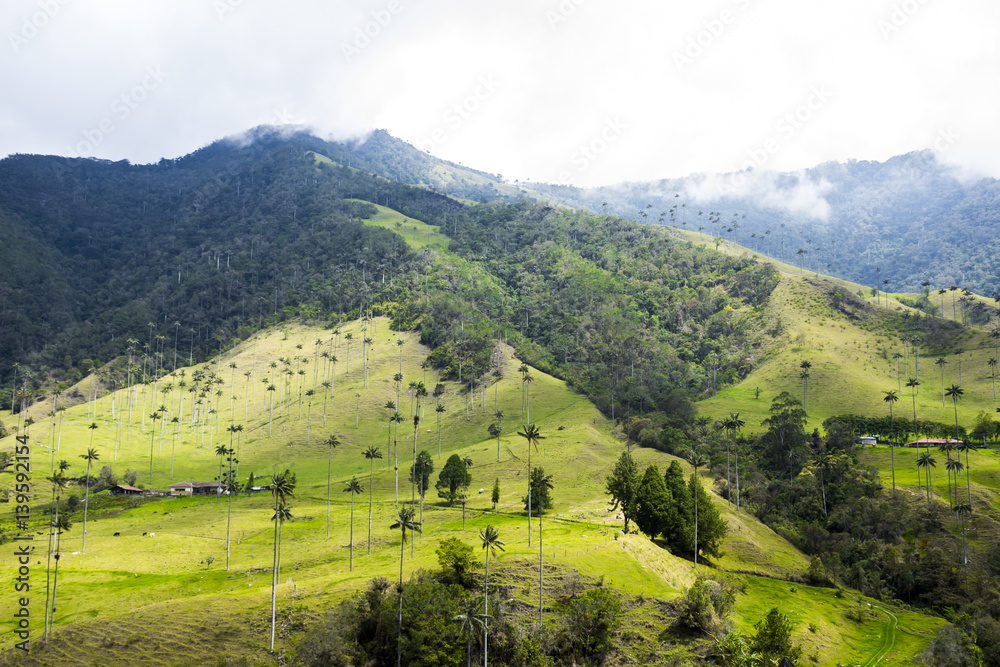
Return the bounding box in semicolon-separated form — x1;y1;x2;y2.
169;482;194;496
110;484;143;495
859;436;877;448
170;481;223;496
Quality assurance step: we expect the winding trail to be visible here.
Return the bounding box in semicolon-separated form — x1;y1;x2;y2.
861;605;898;667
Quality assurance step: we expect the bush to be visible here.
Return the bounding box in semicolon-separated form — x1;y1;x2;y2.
559;588;622;660
435;537;479;587
749;608;802;664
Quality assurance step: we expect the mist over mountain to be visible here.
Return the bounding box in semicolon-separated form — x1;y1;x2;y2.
523;151;1000;296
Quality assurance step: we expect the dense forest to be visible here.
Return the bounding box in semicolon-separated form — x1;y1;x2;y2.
526;150;1000;296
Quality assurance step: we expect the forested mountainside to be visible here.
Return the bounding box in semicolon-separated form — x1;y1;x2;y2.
0;134;462;392
0;131;779;429
525;150;1000;296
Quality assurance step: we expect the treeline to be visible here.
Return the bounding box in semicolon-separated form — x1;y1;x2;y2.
0;137;465;401
393;199;781;424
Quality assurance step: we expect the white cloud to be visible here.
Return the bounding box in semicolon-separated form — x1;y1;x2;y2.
1;0;998;184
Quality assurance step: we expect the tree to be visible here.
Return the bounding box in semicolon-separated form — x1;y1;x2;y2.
917;452;936;504
391;506;421;667
762;392;808;480
491;478;500;511
605;451;640;533
936;357;948;407
48;513;71;636
522;467;553;511
686;449;708;569
633;464;672;539
988;357;998;402
955;502;972;590
946;383;964;443
720;412;744;508
435;403;446;457
79;447;99;553
324;434;341;540
363;445;383;554
478;525;505;667
956;439;974;508
454;597;487;667
409;450;434;530
516;423;545;546
266;383;276;436
344;476;363;571
750;608;802;665
436;454;471;505
689;470;726;560
269;469;296;652
147;411;161;483
799;360;812;416
410;415;421;511
884;390;899;491
906;377;921;440
436;537;480;587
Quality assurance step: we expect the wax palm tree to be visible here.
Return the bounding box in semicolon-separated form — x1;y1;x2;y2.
391;506;420;667
87;421;98;449
946;458;964;509
492;410;504;462
799;360;812;415
344;476;363;571
534;469;554;625
720;412;744;507
79;447;99;553
906;377;920;440
687;448;709;569
478;525;505;667
266;384;276;436
324;434;341;539
917;452;936;504
43;469;68;639
955;502;972;589
988;357;998;402
148;411;161;483
392;411;405;502
455;597;487;667
269;470;296;652
955;440;974;508
320;381;332;424
462;455;474;530
946;383;964;443
304;389;315;443
516;423;545;546
884;390;899;491
224;473;240;571
935;357;948;406
436;402;446;457
410;415;420;508
363;445;383;554
48;513;71;637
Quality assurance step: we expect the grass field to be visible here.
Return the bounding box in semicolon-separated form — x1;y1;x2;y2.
0;203;958;665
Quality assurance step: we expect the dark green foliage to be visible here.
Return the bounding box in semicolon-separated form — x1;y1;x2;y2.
676;575;741;634
633;465;672;539
408;450;434;498
604;451;640;533
761;392;809;478
749;608;802;664
0;132;464;389
435;538;479;588
557;588;623;661
522;466;554;512
435;454;470;505
491;477;500;510
663;461;694;552
690;474;727;559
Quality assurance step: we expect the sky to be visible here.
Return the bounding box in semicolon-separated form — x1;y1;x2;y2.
1;0;998;188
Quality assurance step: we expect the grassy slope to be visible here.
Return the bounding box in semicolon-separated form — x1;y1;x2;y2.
0;204;949;665
690;232;999;432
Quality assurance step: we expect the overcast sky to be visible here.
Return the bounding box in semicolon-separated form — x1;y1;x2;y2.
1;0;997;187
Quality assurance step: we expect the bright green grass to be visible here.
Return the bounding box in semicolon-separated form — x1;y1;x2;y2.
734;576;945;666
349;199;450;250
697;272;1000;432
0;208;952;663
